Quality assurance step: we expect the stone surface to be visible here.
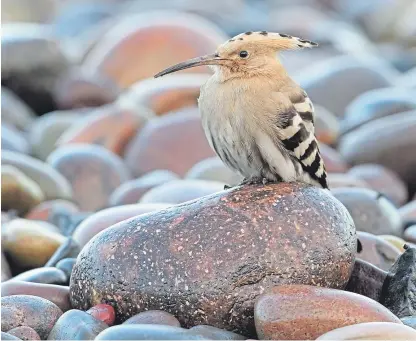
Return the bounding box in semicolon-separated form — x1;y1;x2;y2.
185;157;243;186
380;235;407;252
401;316;416;329
316;322;416;340
55;258;77;280
125;110;216;177
188;325;246;340
2;23;69;115
28;110;81;161
357;231;401;271
119;74;207;116
108;170;179;206
1;332;21;340
1;166;45;216
254;285;402;340
327;173;370;189
345;259;388;301
314;105;340;145
296;56;397;117
25;200;79;222
57;104;150;157
95;325;205;340
83;11;227;88
47;309;108;340
2;0;56;23
72;203;171;248
381;246;416;318
70;182;356;336
1;87;35;131
2;219;65;268
348;164;408;206
87;304;116;326
139;180;225;205
47;144;131;211
1;295;62;339
1;124;30;154
339;111;416;194
332;188;402;236
342;87;416;134
319;144;348;173
404;225;416;244
2;150;72;201
7;327;40;341
12;268;67;285
1;281;71;312
123;311;180;327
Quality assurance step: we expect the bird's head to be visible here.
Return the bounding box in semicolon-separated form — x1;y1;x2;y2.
155;31;318;80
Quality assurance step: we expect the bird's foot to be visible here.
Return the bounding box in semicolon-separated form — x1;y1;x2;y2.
224;184;232;190
239;177;269;186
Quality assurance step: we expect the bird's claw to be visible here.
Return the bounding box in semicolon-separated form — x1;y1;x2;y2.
239;177;269;186
224;184;232;190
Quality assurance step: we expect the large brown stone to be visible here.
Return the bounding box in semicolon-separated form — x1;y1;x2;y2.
57;104;151;157
332;188;402;236
254;285;402;340
2;150;72;201
47;144;131;211
125;110;216;177
69;182;356;336
339;111;416;194
82;12;227;88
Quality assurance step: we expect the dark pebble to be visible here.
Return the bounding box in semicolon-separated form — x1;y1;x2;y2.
123;310;180;327
7;327;40;341
1;281;71;312
47;309;108;340
345;259;388;301
11;267;67;285
381;246;416;317
1;295;62;339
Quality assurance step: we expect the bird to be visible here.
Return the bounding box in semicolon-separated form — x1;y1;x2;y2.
155;31;328;189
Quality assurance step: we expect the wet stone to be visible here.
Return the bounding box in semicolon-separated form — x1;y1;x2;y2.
332;188;402;236
254;285;401;340
345;259;388;301
12;267;67;285
1;281;71;312
7;327;40;341
70;182;356;336
123;310;180;327
87;304;116;326
316;322;416;340
1;295;62;339
357;231;401;271
381;246;416;317
47;309;108;340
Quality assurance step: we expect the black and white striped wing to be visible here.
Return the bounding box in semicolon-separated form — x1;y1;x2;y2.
278;93;328;189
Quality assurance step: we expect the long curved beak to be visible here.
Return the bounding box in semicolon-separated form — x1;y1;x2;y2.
154;54;224;78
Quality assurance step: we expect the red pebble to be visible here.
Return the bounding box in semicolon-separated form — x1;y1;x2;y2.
87;304;115;326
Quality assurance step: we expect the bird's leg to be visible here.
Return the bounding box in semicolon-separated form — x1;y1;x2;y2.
224;184;232;190
239;177;266;186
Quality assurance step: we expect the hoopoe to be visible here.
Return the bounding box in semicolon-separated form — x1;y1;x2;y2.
155;31;328;189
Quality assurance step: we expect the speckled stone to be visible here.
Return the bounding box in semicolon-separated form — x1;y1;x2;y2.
1;295;62;339
357;231;401;271
1;281;71;312
72;204;171;248
332;188;402;236
1;332;21;340
12;267;67;285
316;322;416;340
345;259;387;301
70;182;356;336
47;309;108;340
348;164;408;206
7;327;40;341
254;285;402;340
123;311;180;327
381;246;416;318
108;170;179;206
47;144;131;211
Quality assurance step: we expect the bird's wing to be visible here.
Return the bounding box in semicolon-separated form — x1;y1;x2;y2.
271;91;328;188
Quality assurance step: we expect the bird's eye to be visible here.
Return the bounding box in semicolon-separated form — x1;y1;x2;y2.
239;50;249;58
